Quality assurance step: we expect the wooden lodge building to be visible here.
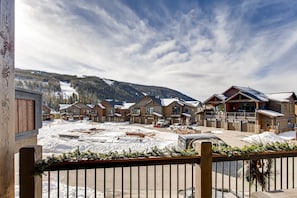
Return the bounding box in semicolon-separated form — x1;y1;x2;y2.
197;86;297;133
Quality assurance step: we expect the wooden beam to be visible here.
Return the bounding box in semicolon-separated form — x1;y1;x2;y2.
195;142;212;198
0;0;15;197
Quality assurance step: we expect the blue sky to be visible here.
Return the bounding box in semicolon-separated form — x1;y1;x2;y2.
15;0;297;100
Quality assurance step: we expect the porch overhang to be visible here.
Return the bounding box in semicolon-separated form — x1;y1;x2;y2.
182;113;191;117
256;110;284;118
153;112;162;117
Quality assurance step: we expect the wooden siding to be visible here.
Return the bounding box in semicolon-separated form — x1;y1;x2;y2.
15;89;42;151
16;99;35;133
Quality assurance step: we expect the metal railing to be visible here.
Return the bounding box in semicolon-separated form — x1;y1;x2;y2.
19;145;297;198
205;111;256;120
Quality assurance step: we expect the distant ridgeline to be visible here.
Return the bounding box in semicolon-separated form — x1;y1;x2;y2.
15;68;196;110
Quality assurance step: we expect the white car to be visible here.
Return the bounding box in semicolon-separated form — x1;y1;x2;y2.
155;119;170;128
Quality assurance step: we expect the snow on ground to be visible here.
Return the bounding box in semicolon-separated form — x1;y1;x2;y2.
39;119;178;156
39;120;297;156
242;131;296;144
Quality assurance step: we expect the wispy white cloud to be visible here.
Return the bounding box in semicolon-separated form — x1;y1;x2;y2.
15;0;297;100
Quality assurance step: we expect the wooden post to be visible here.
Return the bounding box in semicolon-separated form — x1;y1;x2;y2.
195;142;212;198
0;0;15;197
20;146;42;198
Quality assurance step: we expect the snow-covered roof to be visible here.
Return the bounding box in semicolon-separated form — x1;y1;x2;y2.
161;98;184;106
266;92;295;102
114;113;121;117
182;113;191;117
183;100;201;107
59;104;71;110
256;110;284;117
97;103;106;109
115;102;135;110
87;104;94;108
234;86;269;102
203;94;227;104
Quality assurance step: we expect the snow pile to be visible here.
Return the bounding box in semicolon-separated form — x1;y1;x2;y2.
242;131;296;145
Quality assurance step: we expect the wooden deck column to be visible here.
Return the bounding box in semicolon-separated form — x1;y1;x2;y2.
20;146;42;198
0;0;15;197
195;142;212;198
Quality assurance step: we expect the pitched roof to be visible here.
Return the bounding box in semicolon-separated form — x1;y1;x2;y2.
266;92;297;102
204;94;227;104
232;86;269;102
160;98;184;106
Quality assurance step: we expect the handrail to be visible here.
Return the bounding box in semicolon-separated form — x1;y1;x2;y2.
212;150;297;162
43;155;201;171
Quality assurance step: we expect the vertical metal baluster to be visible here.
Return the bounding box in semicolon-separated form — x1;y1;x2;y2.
122;167;124;198
222;162;225;198
76;169;78;198
85;168;87;197
57;170;60;198
293;157;295;188
215;162;217;198
138;166;140;198
154;165;156;198
169;164;172;198
130;166;132;198
255;161;258;192
113;167;115;198
242;160;245;198
281;157;283;189
274;159;277;190
268;159;271;191
262;159;264;192
235;161;238;197
177;165;179;198
192;163;194;198
229;161;231;193
67;170;69;198
286;157;289;189
146;166;148;198
184;164;186;198
48;171;51;198
162;165;164;198
95;168;97;198
104;168;106;197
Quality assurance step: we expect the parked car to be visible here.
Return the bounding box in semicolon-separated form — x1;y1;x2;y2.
154;119;170;128
178;133;227;149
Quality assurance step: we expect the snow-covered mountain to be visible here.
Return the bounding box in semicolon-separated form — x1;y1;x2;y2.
15;68;196;110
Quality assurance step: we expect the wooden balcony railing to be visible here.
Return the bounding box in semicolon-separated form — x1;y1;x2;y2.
206;111;256;120
19;144;297;198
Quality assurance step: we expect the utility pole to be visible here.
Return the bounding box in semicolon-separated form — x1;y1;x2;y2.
0;0;15;197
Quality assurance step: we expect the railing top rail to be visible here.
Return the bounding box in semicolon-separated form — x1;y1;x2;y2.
212;150;297;162
43;155;201;171
40;150;297;172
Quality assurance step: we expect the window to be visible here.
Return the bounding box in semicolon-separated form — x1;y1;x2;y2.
172;106;180;115
146;107;154;115
132;108;140;114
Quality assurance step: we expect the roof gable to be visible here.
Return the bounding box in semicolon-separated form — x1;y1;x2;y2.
222;86;268;102
204;94;226;105
225;91;260;103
